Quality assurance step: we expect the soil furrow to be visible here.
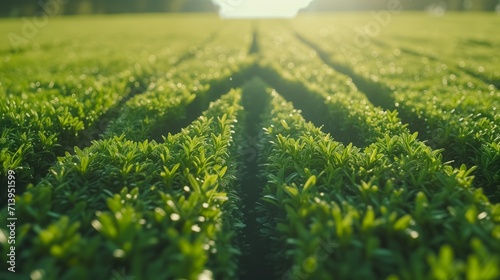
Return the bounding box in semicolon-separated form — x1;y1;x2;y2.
294;31;395;110
238;77;276;280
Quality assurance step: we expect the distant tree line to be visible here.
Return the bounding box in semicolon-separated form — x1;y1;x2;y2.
311;0;499;11
0;0;215;17
0;0;498;17
313;0;498;11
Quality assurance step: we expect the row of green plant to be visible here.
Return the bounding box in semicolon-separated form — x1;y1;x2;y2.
0;89;244;280
292;20;498;118
0;74;129;194
374;38;499;91
369;14;500;89
106;22;255;141
292;22;500;201
258;88;500;279
0;22;243;194
258;25;408;147
0;15;224;92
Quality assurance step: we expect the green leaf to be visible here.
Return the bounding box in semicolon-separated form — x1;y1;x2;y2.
281;120;290;130
394;214;412;231
262;195;279;206
188;174;201;194
465;207;477;224
284;185;299;199
218;166;228;177
303;175;316;193
362;206;375;231
202;174;218;191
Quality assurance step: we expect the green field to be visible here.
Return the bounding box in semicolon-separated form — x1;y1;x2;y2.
1;13;500;280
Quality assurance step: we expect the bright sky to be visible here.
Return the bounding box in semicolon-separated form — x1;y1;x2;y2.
212;0;315;18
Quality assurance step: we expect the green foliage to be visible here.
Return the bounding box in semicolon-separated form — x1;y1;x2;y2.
1;89;244;279
0;14;499;280
292;16;500;201
258;89;500;279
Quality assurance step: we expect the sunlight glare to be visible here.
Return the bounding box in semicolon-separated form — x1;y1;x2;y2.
212;0;315;18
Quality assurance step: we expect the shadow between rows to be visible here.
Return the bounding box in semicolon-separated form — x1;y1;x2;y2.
248;25;260;55
372;38;499;90
460;67;500;90
238;77;276;280
75;30;221;147
293;31;500;202
148;60;363;148
8;31;225;194
149;63;260;142
172;31;219;67
365;39;500;199
294;32;395;111
254;64;361;147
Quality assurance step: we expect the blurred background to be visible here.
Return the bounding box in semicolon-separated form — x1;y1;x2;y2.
1;0;499;17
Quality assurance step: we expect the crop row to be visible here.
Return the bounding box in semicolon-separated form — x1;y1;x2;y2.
0;89;244;279
369;14;500;89
1;15;498;279
292;21;500;201
0;21;252;196
0;15;224;91
255;23;500;278
258;24;408;147
0;73;129;192
106;21;254;141
258;87;500;279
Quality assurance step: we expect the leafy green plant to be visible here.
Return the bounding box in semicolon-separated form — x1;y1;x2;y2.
1;89;245;279
258;88;500;279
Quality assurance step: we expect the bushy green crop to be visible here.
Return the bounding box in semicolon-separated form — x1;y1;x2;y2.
258;89;500;279
292;17;500;201
1;13;499;280
0;89;244;279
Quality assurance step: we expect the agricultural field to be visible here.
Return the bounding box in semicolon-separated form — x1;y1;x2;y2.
1;13;499;280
